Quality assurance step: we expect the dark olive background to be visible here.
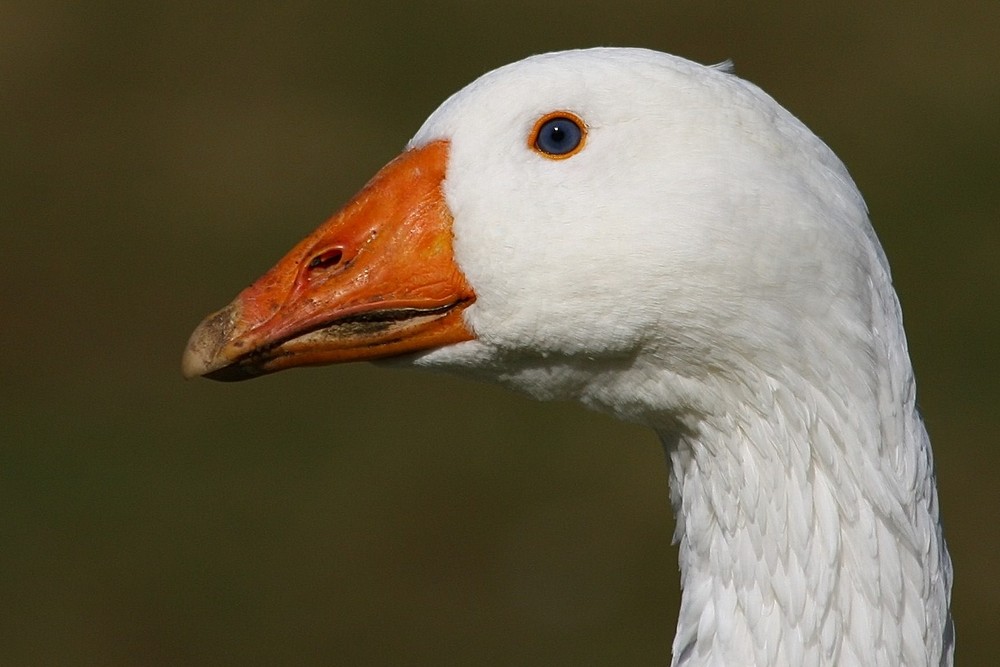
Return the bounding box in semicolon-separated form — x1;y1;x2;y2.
3;2;997;664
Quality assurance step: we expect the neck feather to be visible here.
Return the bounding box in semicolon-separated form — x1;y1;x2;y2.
660;364;952;667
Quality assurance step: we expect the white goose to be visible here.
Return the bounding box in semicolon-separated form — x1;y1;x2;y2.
182;48;953;666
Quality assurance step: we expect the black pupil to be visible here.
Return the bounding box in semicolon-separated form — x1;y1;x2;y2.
536;117;581;155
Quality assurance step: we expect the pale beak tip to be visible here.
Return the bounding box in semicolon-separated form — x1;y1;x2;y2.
180;343;210;380
181;301;242;379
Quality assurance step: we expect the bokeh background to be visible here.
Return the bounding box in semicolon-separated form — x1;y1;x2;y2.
3;2;997;664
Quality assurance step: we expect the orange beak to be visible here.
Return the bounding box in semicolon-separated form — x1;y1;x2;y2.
181;140;476;381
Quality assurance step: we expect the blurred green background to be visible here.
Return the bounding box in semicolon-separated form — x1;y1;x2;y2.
3;2;997;664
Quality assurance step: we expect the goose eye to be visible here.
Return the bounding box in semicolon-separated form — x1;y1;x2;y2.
530;112;586;159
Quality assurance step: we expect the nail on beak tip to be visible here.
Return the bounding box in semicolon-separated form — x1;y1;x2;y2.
180;301;242;380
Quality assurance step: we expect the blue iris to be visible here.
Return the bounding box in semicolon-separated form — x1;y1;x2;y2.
534;116;583;156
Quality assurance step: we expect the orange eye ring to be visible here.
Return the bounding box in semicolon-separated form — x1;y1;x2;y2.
529;111;587;160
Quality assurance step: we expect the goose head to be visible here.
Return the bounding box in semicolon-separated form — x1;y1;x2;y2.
183;48;877;427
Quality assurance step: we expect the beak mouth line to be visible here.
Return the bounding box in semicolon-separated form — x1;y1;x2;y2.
201;297;473;382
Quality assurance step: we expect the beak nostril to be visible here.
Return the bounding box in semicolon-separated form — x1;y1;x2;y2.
307;247;344;271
